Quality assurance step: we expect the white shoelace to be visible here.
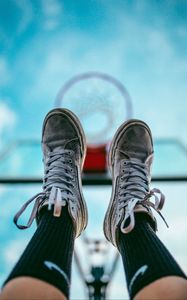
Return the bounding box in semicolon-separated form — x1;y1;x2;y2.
118;160;168;233
14;149;76;229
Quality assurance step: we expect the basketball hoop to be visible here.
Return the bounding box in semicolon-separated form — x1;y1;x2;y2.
54;72;133;173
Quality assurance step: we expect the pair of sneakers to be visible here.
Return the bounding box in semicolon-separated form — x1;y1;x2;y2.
14;108;166;247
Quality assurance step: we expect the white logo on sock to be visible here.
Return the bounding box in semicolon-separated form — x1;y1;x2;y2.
129;265;148;293
44;260;70;286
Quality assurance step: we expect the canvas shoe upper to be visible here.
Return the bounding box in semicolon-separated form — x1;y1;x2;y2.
14;108;88;237
104;119;168;247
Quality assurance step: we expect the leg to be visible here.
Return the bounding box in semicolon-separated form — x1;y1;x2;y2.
104;119;187;299
1;109;88;299
134;276;187;300
1;277;66;299
1;207;74;300
118;214;187;300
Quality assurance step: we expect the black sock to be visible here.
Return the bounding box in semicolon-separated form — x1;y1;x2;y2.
3;206;75;299
117;214;187;299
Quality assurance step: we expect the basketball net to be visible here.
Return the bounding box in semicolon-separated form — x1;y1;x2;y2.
54;72;133;173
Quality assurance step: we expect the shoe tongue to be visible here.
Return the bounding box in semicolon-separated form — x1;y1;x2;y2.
118;149;146;163
49;141;79;157
53;146;64;152
48;139;67;150
130;157;142;163
128;149;148;163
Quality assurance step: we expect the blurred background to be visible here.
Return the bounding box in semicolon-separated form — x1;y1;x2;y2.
0;0;187;299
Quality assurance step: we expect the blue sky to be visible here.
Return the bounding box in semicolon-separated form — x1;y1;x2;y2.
0;0;187;299
0;0;187;144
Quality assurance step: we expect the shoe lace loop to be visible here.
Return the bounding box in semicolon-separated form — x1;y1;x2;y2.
14;150;76;229
119;160;168;233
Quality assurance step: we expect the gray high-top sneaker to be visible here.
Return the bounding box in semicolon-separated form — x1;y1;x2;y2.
104;119;167;247
14;108;88;237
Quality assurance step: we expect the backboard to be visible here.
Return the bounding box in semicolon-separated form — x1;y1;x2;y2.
0;138;187;183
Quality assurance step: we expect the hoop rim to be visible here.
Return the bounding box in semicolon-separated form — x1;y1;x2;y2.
54;71;133;146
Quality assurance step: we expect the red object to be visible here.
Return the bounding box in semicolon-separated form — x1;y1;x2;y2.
83;144;107;173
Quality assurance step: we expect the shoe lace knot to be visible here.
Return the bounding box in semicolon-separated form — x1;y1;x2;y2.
118;159;168;233
14;149;76;229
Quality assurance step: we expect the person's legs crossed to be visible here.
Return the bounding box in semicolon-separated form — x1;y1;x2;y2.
0;109;88;299
104;119;187;299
